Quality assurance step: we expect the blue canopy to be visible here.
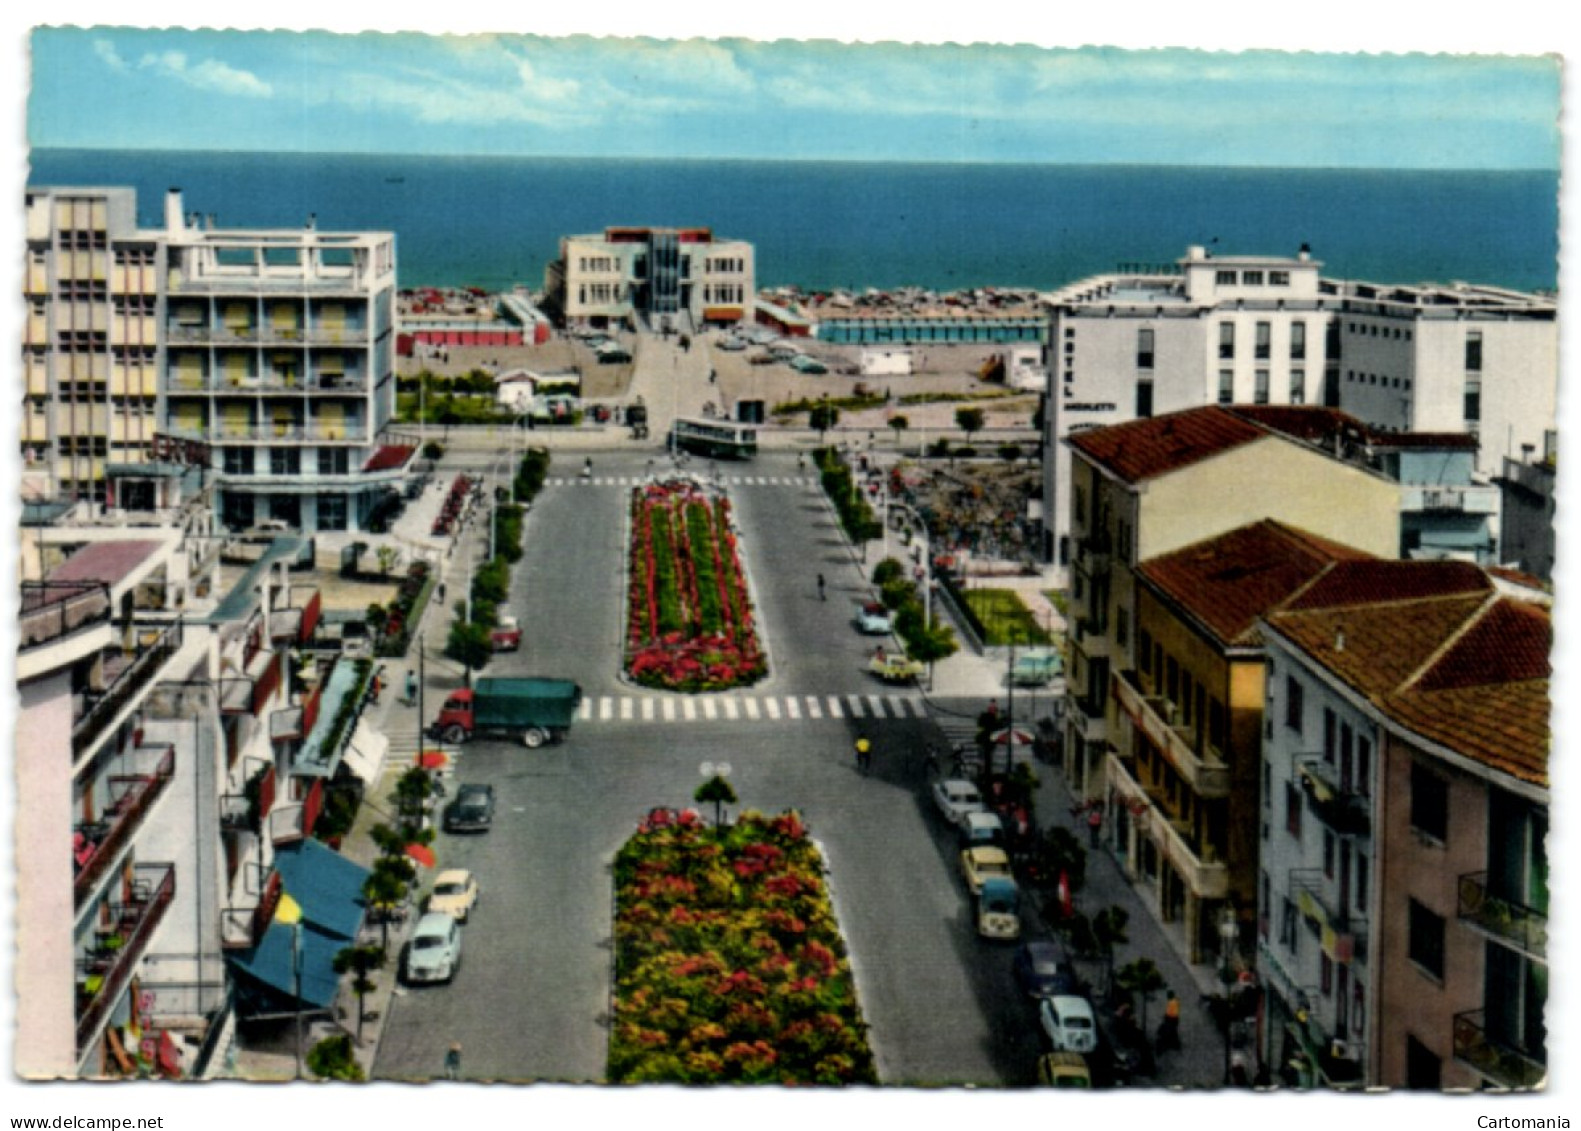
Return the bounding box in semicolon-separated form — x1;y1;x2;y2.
229;920;347;1011
272;839;369;941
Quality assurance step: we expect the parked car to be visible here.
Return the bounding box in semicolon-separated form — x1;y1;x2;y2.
1012;939;1080;999
403;912;462;985
427;869;480;922
974;875;1022;940
932;778;986;827
958;810;1005;850
855;601;892;635
717;336;748;352
1036;1052;1093;1088
1011;648;1064;687
788;354;829;375
1039;995;1099;1053
960;845;1014;896
443;784;496;833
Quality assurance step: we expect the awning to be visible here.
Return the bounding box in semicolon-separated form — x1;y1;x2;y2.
271;839;370;941
342;720;389;784
229;918;348;1011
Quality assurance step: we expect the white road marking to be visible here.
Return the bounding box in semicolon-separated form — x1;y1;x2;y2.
827;696;844;718
723;698;740;720
784;697;800;720
620;698;634;720
805;697;822;719
744;698;761;720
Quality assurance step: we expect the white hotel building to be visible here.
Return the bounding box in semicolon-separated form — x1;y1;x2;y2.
1041;247;1556;570
545;226;755;332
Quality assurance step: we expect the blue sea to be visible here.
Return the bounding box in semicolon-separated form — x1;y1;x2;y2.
27;149;1559;295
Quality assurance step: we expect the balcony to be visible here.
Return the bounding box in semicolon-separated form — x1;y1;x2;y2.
1066;695;1107;743
1075;532;1113;578
1106;751;1229;899
1289;869;1367;964
209;424;370;444
73;744;176;906
1457;872;1547;962
72;621;184;758
75;863;176;1052
1453;1010;1546;1090
221;868;280;950
1113;669;1230;798
1070;615;1112;659
1296;755;1372;837
19;581;112;651
1401;484;1500;515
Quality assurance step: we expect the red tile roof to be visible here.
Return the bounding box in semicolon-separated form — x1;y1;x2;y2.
1228;405;1368;448
1366;431;1481;450
1066;406;1267;483
46;539;163;586
1282;559;1491;612
1138;520;1373;647
1267;588;1549;787
364;445;416;473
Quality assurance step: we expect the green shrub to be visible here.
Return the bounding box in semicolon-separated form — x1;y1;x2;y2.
306;1034;365;1081
872;557;905;586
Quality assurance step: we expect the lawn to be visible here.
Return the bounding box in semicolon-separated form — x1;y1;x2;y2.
962;588;1054;646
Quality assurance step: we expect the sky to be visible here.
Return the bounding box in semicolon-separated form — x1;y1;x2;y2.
4;6;1577;1131
26;27;1562;169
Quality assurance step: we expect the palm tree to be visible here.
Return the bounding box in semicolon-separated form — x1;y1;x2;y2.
694;775;738;830
363;863;410;952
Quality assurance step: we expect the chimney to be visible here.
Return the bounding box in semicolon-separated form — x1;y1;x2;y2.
164;188;185;234
1186;245;1206;261
1334;629;1345;652
1298;243;1312;262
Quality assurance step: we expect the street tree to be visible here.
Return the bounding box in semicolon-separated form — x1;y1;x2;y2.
694;775;738;830
887;414;909;445
375;545;400;577
1093;905;1131;998
333;944;387;1045
363;860;413;951
809;403;840;443
955;406;986;441
1115;957;1167;1034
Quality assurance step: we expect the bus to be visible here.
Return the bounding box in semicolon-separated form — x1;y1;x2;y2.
671;417;759;460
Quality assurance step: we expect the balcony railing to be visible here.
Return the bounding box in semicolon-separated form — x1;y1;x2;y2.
222;867;280;950
1401;485;1501;515
1113;669;1231;798
1453;1010;1546;1090
76;863;175;1051
1457;872;1547;961
72;621;184;758
1106;751;1228;898
1296;755;1372;837
210;424;369;444
1289;868;1367;964
73;744;176;906
19;581;112;650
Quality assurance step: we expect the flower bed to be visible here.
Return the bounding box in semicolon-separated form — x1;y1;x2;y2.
626;479;766;692
610;809;876;1085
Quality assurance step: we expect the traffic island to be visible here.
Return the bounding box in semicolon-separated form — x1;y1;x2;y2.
624;478;767;692
609;808;876;1085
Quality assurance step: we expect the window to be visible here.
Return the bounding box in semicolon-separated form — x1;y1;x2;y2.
270;447;300;476
1116;607;1129;649
1263;760;1272;809
1270;270;1290;286
1321;953;1333;994
1355;854;1369;909
1260;873;1271;938
1285;676;1304;732
317;494;348;531
1255;369;1270;404
1410;762;1448;842
1136;379;1154;418
1074;486;1086;525
1243;270;1265;285
1464;381;1482;425
1290;369;1306;404
1218;369;1234;404
1216;270;1237;285
1219;323;1235;359
1138;629;1153;676
1357;737;1372;796
1408;898;1445;979
1323;830;1336;878
1281;897;1299;953
1286;782;1303;837
317;447;350;476
1137;328;1155;369
223;447;252;475
1466;330;1483;372
1323;708;1336;762
1291;321;1307;359
1255;321;1272;360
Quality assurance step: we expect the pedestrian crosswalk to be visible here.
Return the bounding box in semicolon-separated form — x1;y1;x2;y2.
580;691;928;724
381;691;931;756
545;475;815;488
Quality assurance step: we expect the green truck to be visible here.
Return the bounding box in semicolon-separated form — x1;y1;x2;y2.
427;677;582;748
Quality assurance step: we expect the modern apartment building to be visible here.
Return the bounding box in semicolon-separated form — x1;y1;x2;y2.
1108;521;1373;965
16;533;223;1078
1040;247;1555;569
1496;432;1557;582
23;187;163;504
1062;406;1401;802
1256;562;1548;1089
158;190;408;533
544;226;755;331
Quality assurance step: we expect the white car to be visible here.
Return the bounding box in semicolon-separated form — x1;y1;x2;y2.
932;778;986;827
403;912;462;985
717;336;748;351
1039;995;1099;1053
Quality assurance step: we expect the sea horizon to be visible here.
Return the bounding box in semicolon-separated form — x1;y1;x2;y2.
27;148;1560;297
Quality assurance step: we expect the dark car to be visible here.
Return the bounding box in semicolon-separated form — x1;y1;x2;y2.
1012;939;1080;999
443;783;496;833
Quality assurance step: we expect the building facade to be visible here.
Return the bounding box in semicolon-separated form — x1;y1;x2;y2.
1062;406;1401;803
1256;564;1548;1089
1040;247;1555;570
1496;434;1556;582
544;226;755;331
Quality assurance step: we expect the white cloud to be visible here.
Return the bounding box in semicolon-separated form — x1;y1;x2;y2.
92;38;128;72
136;49;273;98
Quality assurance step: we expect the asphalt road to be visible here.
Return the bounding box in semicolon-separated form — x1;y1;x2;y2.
374;449;1043;1085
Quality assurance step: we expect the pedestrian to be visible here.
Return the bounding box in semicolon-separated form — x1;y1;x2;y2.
404;669;418;706
437;581;447;603
1157;989;1181;1052
444;1042;462;1080
1087;804;1103;848
817;573;826;601
854;736;872;773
